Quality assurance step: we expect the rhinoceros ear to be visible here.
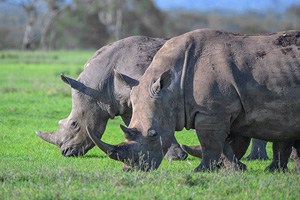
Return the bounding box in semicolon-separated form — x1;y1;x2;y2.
150;70;172;95
60;74;82;90
60;74;100;99
114;69;139;89
114;70;139;102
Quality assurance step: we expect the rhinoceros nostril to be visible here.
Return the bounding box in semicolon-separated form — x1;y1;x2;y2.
61;149;68;156
62;148;74;157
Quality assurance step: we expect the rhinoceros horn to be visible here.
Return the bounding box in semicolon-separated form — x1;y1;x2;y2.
86;126;130;161
60;74;100;99
120;124;138;140
36;131;59;146
181;144;202;158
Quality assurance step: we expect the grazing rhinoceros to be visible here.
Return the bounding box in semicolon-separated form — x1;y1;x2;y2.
87;29;300;171
36;36;188;160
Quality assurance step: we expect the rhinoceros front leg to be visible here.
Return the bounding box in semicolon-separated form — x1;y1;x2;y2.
265;141;293;172
246;139;269;160
193;115;228;172
165;135;188;160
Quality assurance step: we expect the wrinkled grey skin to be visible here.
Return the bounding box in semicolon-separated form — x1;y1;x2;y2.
89;29;300;171
36;36;187;160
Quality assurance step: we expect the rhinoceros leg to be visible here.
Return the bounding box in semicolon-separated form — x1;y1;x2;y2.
181;134;250;169
246;139;269;160
218;135;251;170
193;115;229;172
220;138;247;170
265;141;293;172
165;136;188;160
227;135;251;160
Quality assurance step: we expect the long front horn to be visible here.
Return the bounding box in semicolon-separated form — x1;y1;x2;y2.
86;126;128;161
181;144;203;158
36;131;59;146
61;74;99;99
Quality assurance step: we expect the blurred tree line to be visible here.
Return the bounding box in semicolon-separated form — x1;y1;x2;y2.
0;0;300;50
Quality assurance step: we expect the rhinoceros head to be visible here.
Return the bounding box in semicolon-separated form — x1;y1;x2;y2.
88;69;180;170
36;74;112;156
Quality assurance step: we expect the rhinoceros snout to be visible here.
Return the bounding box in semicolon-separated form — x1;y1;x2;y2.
61;148;84;157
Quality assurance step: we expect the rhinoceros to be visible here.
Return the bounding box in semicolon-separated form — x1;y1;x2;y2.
87;29;300;171
36;36;188;160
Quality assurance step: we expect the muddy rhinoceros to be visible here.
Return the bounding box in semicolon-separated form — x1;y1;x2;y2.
36;36;188;160
87;29;300;171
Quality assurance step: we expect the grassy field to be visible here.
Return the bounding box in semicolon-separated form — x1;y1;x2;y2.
0;50;299;200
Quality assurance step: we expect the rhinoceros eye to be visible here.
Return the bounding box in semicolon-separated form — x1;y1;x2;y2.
70;121;78;128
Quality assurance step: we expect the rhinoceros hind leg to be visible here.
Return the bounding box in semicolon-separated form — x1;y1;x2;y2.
264;141;292;172
246;139;269;160
221;140;247;171
229;135;251;160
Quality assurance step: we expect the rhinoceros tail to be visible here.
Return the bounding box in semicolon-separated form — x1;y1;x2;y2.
181;144;203;158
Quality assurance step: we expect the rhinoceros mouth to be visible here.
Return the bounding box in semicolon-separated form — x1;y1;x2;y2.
61;143;95;157
61;147;86;157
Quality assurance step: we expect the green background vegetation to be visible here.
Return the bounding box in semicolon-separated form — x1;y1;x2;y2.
1;51;300;199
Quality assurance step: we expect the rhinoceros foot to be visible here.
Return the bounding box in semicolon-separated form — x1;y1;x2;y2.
264;161;289;172
193;162;219;172
217;155;247;171
246;152;269;160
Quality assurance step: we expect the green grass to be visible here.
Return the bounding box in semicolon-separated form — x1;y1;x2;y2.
1;50;299;200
